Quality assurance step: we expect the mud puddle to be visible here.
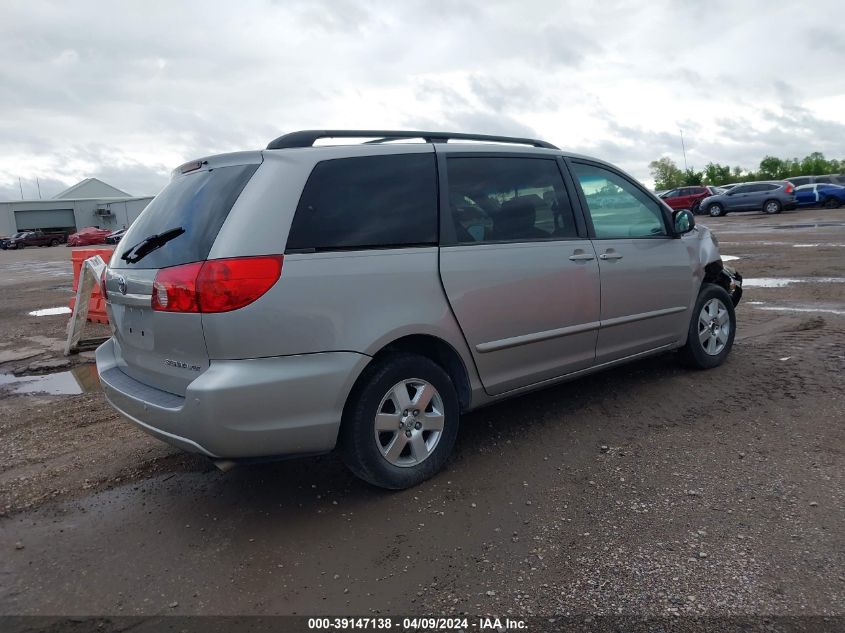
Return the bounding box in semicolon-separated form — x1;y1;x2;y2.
743;277;845;288
0;364;100;395
745;300;845;316
759;306;845;315
773;222;845;230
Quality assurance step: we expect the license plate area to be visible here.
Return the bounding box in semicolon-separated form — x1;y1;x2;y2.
121;306;154;350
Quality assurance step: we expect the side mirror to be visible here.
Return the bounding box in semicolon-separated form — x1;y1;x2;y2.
673;209;695;235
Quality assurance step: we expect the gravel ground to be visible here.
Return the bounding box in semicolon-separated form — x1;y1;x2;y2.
0;210;843;620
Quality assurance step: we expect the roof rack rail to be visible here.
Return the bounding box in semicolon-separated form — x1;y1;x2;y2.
266;130;558;150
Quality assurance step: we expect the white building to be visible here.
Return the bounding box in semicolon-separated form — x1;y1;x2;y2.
0;178;153;237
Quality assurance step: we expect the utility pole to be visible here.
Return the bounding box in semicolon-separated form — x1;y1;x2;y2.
18;177;24;200
679;129;688;172
36;177;42;199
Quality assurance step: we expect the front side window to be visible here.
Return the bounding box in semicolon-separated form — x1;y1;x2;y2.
287;153;437;252
570;162;667;239
446;157;577;244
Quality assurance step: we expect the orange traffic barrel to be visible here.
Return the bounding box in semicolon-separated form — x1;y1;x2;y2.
69;247;115;324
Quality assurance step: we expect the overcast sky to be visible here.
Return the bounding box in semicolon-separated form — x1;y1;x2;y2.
1;0;844;200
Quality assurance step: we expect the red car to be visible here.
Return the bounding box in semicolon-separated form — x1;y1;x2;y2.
66;227;112;247
659;186;725;215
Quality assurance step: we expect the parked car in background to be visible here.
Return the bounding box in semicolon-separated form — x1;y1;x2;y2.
816;175;845;185
97;128;742;490
719;183;740;191
105;228;127;244
660;186;727;214
67;227;111;246
700;181;797;217
788;174;845;187
0;232;25;249
660;186;716;213
3;229;67;249
794;183;845;208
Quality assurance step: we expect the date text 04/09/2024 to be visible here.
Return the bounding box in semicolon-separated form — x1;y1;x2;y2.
306;617;527;630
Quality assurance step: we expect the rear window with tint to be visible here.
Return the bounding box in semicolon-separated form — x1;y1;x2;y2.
113;164;258;269
286;154;437;252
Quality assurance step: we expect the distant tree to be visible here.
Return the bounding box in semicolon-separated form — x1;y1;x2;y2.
800;152;830;176
649;157;684;190
650;152;845;186
703;162;732;185
682;168;704;186
758;155;788;179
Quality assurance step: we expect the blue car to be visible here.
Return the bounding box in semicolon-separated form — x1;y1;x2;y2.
794;183;845;208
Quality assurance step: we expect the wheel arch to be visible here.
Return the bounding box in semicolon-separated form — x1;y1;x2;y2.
702;260;741;305
703;260;727;289
762;198;782;213
367;334;472;412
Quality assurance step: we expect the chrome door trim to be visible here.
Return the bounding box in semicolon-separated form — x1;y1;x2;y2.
475;321;601;353
479;343;676;403
475;306;686;354
600;305;687;328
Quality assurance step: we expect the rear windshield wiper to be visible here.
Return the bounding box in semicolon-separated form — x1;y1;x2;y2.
120;227;185;264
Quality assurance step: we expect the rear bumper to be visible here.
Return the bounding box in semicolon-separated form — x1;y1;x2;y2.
96;338;370;458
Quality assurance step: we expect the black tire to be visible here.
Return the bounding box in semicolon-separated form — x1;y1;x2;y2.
763;199;782;214
707;203;725;217
339;353;460;489
50;239;59;246
678;283;736;369
822;197;839;209
691;201;701;215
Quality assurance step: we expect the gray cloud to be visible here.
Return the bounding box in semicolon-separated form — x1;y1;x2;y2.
0;0;843;196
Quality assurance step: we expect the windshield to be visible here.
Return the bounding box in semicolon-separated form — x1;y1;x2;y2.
113;163;258;269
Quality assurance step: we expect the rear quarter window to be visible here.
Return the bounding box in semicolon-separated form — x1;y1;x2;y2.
286;153;437;252
113;163;258;269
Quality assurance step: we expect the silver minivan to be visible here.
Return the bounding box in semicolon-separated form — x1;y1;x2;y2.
97;130;742;489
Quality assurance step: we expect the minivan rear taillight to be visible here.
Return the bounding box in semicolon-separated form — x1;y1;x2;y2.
152;255;283;313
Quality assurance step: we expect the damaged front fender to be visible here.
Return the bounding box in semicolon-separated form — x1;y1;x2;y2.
695;224;743;306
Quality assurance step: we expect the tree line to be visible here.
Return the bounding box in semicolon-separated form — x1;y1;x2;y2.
648;152;845;190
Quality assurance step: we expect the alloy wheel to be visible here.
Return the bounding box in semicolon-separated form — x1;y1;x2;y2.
698;298;730;356
374;379;445;467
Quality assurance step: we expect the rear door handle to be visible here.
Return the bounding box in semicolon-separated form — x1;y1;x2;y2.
569;252;595;261
599;252;623;260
